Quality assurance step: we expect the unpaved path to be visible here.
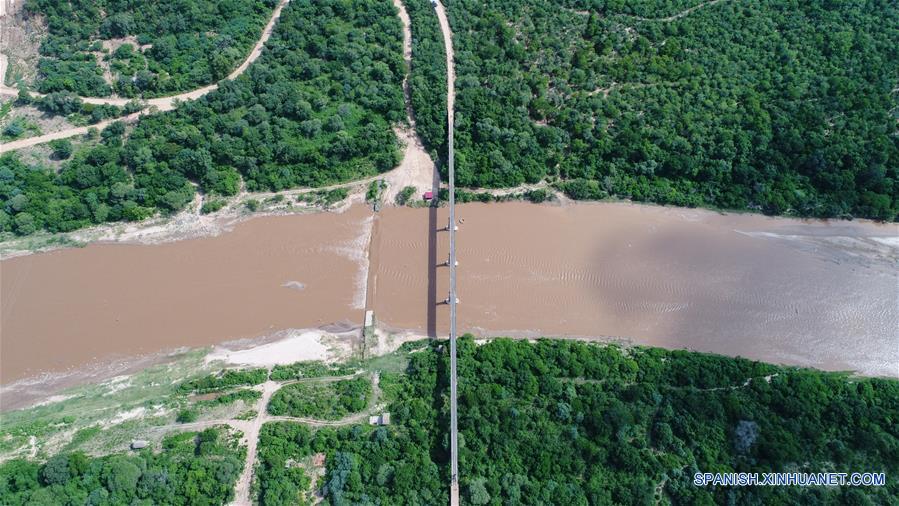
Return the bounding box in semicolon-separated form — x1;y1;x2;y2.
631;0;728;22
383;0;438;204
228;371;381;505
0;0;291;152
0;109;145;153
0;54;8;87
434;1;455;122
231;380;281;506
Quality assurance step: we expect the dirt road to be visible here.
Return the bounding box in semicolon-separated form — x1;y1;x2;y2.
0;0;291;152
231;380;280;506
0;54;8;87
434;0;455;122
136;370;383;505
631;0;727;22
383;0;438;203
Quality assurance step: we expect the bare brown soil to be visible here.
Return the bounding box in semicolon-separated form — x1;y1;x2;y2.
0;1;44;87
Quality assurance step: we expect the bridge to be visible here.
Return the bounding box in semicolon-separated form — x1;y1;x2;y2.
432;1;460;504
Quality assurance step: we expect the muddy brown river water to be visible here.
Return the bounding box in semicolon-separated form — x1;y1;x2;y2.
374;203;897;377
2;202;897;401
1;206;371;385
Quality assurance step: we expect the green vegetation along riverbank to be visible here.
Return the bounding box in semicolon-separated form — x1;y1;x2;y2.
1;0;405;237
268;377;372;420
255;337;898;504
2;337;896;504
408;0;898;220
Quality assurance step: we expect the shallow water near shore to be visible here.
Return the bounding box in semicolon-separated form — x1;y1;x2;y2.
2;201;897;406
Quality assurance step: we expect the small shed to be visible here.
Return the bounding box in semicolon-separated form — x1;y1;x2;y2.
130;440;149;450
423;191;434;201
368;412;391;426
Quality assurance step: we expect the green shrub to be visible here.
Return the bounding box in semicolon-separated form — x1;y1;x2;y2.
269;362;356;381
176;408;198;423
395;185;416;206
49;139;73;159
200;199;226;214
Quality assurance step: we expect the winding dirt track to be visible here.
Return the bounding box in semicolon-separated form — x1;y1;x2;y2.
0;0;291;153
631;0;728;22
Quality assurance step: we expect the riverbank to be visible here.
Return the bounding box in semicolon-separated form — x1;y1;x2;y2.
2;186;894;259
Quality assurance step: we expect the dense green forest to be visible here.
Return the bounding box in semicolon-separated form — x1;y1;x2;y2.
25;0;276;97
407;0;899;219
1;0;405;237
255;338;897;504
0;427;244;505
404;0;448;158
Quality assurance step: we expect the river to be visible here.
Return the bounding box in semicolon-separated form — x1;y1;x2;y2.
2;201;896;406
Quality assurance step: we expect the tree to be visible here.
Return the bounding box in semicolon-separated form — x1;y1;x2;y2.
467;478;491;505
49;139;73;160
406;0;898;220
103;457;141;495
2;119;25;139
39;455;70;486
13;212;36;235
395;185;416;205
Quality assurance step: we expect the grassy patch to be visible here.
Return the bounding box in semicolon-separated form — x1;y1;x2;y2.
200;199;227;214
0;349;209;460
1;117;41;141
177;368;268;394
